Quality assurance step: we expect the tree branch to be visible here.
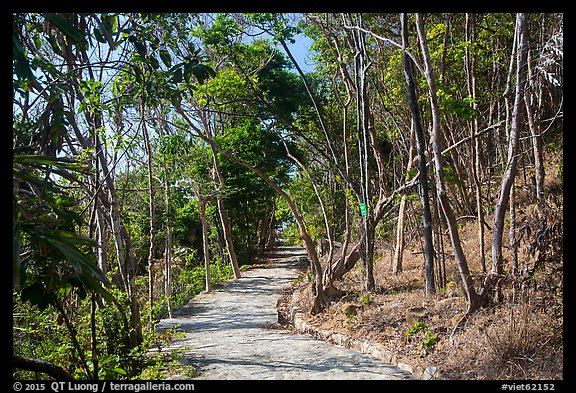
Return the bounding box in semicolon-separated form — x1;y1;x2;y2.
13;355;75;380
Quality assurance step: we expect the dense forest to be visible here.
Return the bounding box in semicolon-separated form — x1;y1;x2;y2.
13;13;562;380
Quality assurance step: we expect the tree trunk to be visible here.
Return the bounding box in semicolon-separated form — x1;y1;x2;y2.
220;148;327;311
199;197;212;293
142;107;156;325
465;13;487;272
13;355;75;380
352;13;376;292
401;13;435;296
491;13;529;276
524;47;546;214
177;107;330;313
90;292;99;380
281;138;335;288
215;196;241;279
95;209;109;276
200;111;242;280
509;181;518;275
392;124;415;275
162;158;173;318
212;154;242;280
415;13;480;310
106;168;142;351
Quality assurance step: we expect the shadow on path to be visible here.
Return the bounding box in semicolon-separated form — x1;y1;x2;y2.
155;246;414;380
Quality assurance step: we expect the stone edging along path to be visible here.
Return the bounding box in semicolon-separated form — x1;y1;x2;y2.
288;287;443;380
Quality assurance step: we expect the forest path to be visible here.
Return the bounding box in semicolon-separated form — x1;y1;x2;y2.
155;245;414;380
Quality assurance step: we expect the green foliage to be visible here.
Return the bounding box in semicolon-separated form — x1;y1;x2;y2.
405;321;437;353
245;13;300;43
13;11;563;380
13;155;111;313
436;86;477;120
193;13;239;50
442;163;464;187
13;285;147;380
358;293;373;305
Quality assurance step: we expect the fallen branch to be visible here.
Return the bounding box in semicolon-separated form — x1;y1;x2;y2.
13;354;75;380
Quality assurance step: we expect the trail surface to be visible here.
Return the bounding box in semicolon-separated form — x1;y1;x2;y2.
156;246;414;380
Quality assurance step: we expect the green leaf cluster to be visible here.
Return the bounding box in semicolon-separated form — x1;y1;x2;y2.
405;321;438;353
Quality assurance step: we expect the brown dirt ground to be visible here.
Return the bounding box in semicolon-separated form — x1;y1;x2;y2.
277;158;563;380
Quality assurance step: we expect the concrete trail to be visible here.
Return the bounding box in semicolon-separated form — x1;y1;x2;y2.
155;246;415;380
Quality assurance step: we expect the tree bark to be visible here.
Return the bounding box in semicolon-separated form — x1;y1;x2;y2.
524;47;546;214
201;111;243;280
350;13;376;292
401;13;435;296
13;355;75;380
491;13;529;276
199;196;212;293
161;157;173;318
465;13;487;272
216;195;242;279
142;105;156;325
415;13;479;309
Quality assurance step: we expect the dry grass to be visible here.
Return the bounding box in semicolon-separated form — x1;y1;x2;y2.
286;166;563;380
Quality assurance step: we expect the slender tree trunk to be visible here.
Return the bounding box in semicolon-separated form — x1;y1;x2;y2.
351;13;376;292
524;48;546;214
392;124;415;275
95;210;109;276
176;106;330;313
433;183;447;289
216;195;241;279
119;221;142;351
281;138;335;289
415;13;479;309
201;112;242;279
199;196;212;293
491;13;529;276
465;13;487;272
53;296;93;378
96;117;142;350
164;224;173;317
212;157;242;280
90;292;99;380
106;170;142;351
401;13;435;296
162;158;173;318
142;107;156;325
509;181;518;274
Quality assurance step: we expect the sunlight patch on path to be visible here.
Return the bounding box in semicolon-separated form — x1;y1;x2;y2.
156;246;415;380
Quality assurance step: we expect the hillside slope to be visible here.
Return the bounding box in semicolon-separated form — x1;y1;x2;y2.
285;151;563;380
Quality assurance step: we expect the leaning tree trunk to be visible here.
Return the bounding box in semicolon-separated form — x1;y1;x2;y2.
415;13;480;311
211;149;242;280
401;13;435;296
177;106;330;314
220;149;328;312
201;111;243;280
281;138;336;290
491;13;529;277
96;127;142;352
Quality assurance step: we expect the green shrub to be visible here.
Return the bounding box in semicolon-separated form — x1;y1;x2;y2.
405;321;437;353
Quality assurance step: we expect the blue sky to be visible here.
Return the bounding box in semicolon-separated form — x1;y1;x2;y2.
285;34;316;73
